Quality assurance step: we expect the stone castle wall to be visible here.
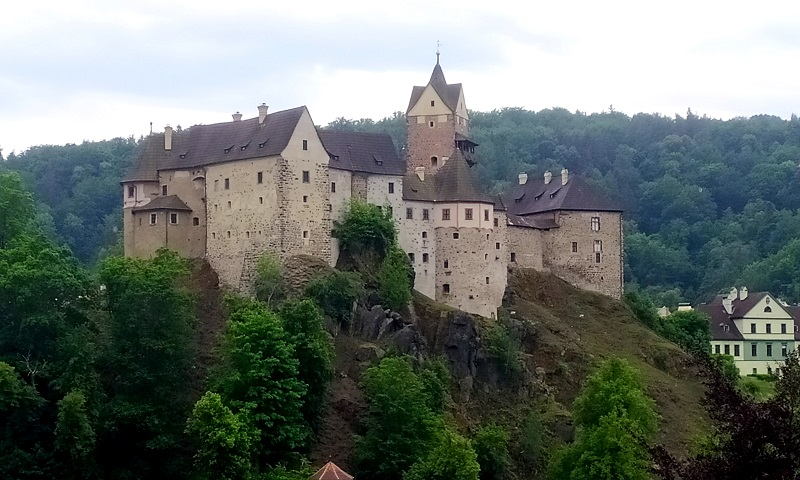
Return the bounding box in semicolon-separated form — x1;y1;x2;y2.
407;115;456;174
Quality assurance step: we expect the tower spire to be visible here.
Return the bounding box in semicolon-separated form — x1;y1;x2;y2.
436;40;440;65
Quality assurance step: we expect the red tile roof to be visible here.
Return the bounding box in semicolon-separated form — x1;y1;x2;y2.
309;462;353;480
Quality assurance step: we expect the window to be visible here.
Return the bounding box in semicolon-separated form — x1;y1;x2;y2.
767;343;773;357
212;232;216;239
431;156;438;167
162;185;168;195
423;209;430;220
753;368;758;375
486;277;490;284
227;231;231;238
767;324;772;334
193;217;199;226
149;213;157;225
430;100;435;107
484;253;488;260
572;242;578;253
591;216;600;231
751;343;757;356
302;139;308;150
408;253;415;262
782;343;789;357
782;323;787;334
302;171;310;183
303;195;308;203
127;185;135;198
484;210;489;221
465;208;473;220
429;121;434;128
495;242;500;250
453;233;459;239
388;182;395;194
751;323;757;334
227;201;231;209
257;172;263;184
169;213;178;224
714;344;720;354
224;178;230;190
594;240;603;252
331;182;336;193
765;306;772;313
423;253;429;263
406;208;413;219
510;252;516;262
422;231;428;239
246;231;250;238
303;230;308;239
493;218;498;227
442;209;450;220
214;179;219;191
444;260;449;268
443;283;450;294
259;197;263;204
734;344;740;356
724;344;730;355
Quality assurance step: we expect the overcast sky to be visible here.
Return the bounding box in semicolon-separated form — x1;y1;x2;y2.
2;0;800;154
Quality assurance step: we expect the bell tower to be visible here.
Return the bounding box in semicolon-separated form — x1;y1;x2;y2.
406;54;470;174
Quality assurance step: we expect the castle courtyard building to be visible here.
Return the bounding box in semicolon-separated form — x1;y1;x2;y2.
122;58;624;318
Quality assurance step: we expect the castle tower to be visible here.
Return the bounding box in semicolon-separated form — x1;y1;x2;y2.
406;55;472;174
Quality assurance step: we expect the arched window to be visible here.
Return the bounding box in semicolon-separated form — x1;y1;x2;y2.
430;156;438;167
765;306;772;313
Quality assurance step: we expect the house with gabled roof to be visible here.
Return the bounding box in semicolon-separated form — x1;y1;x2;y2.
699;286;799;375
122;56;623;318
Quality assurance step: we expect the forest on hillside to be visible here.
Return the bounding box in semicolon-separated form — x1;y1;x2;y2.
3;108;800;304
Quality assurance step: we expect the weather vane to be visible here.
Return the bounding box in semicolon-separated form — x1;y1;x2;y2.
436;40;441;64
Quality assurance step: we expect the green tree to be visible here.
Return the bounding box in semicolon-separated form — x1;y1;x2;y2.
54;390;96;478
278;299;333;429
405;429;480;480
378;245;413;310
332;200;396;256
356;357;441;480
305;270;363;326
0;362;46;478
0;172;34;247
660;310;711;354
474;424;509;480
214;299;308;465
97;249;195;476
186;391;256;480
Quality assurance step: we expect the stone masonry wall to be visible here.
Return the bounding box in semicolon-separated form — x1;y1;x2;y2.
407;115;456;174
508;225;544;270
542;210;623;298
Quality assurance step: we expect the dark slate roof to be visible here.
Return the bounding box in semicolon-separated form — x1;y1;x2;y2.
403;149;494;204
699;292;800;341
123;106;306;182
406;62;463;113
505;174;623;215
131;195;192;212
507;214;559;230
455;132;478;145
318;130;404;175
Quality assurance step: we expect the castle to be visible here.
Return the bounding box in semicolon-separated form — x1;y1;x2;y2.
122;58;623;318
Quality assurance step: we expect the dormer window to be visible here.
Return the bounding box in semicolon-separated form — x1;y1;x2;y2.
224;145;233;154
127;185;136;198
373;154;383;166
179;153;187;159
722;324;730;332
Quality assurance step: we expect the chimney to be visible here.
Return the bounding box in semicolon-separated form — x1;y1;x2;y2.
164;125;173;151
561;168;569;185
739;286;748;301
518;173;528;185
415;166;425;181
722;298;733;315
544;171;552;184
232;111;242;122
258;103;269;124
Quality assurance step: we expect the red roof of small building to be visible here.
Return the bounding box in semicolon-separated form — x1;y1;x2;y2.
309;462;353;480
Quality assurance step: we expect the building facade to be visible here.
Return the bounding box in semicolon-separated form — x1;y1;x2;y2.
700;287;799;376
122;59;624;318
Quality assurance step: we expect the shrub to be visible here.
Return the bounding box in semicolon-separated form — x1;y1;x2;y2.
305;270;364;326
519;410;547;467
378;245;413;310
484;323;522;378
405;429;479;480
418;357;451;413
332;200;397;256
254;252;284;308
474;424;509;480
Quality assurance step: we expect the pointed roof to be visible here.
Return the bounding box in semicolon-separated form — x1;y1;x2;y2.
131;195;192;212
123;106;306;182
309;462;353;480
699;290;800;341
403;148;494;204
406;61;463;113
